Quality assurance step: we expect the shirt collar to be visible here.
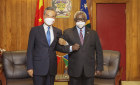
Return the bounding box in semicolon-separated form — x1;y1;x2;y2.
43;23;52;30
76;26;85;31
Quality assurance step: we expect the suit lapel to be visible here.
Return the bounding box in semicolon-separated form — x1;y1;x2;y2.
38;25;49;47
83;27;90;46
73;26;82;46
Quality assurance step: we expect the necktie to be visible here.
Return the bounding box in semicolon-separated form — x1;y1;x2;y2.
46;26;51;46
80;29;84;45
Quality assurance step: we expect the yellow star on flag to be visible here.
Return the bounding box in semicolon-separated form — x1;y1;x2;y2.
38;18;42;22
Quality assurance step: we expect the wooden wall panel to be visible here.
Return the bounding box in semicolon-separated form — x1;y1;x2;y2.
5;0;12;51
126;0;140;80
0;0;80;51
16;0;22;50
138;0;140;80
0;0;5;50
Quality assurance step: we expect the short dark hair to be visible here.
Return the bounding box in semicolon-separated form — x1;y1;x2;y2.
43;7;56;16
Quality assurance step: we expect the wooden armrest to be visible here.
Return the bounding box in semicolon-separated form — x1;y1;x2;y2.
0;68;6;85
115;67;123;85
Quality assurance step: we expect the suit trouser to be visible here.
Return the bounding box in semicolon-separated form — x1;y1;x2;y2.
33;74;55;85
70;70;94;85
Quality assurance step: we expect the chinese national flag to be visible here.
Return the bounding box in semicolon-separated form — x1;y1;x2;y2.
34;0;44;26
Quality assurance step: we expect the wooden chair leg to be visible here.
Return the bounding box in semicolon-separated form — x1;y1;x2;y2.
0;69;6;85
115;67;123;85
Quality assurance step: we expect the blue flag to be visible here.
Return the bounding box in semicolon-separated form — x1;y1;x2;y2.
80;0;91;28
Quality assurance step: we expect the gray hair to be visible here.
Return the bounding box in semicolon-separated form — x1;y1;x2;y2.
74;11;87;20
43;7;56;16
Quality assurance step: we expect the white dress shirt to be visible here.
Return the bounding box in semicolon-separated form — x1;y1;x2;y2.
76;26;85;39
43;24;54;45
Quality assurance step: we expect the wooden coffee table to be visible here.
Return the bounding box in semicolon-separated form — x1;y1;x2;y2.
122;81;140;85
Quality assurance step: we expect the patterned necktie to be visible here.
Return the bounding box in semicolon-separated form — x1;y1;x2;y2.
80;29;84;45
46;26;51;46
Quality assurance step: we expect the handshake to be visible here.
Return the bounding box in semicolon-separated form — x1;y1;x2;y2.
59;38;80;51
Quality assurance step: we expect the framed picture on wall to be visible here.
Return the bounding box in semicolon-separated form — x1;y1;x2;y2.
52;0;72;18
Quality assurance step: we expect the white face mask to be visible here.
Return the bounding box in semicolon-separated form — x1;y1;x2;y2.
44;18;55;26
76;21;85;28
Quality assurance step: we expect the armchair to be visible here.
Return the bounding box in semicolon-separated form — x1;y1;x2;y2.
2;51;33;85
94;50;122;85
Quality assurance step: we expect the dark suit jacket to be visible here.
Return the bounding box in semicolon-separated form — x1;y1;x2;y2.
63;26;103;77
27;25;69;76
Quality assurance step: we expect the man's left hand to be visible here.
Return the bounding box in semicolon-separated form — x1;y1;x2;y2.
95;70;102;76
59;38;68;45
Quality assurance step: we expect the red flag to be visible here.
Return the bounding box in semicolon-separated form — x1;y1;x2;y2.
57;55;61;65
34;0;44;26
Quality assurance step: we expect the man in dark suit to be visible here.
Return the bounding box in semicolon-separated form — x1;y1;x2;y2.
60;11;103;85
27;7;80;85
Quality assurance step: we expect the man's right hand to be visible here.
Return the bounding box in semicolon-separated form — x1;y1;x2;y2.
72;43;80;51
27;69;33;77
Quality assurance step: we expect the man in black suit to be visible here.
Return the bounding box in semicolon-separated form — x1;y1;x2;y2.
27;7;80;85
60;11;103;85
